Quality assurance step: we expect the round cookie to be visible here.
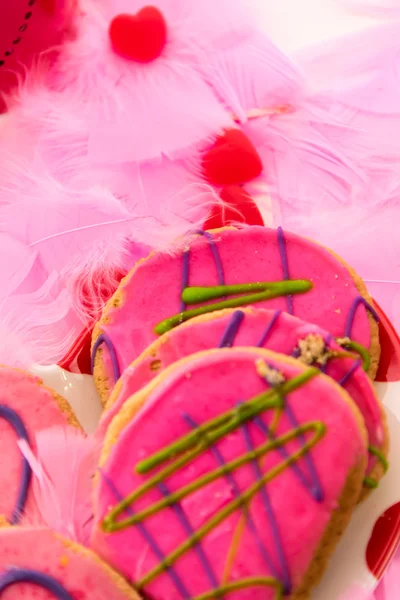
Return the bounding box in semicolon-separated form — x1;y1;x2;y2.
92;226;380;405
92;348;368;600
0;526;139;599
0;366;79;525
97;307;388;494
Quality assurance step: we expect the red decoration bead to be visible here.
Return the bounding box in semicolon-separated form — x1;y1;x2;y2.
109;6;167;63
202;129;263;186
204;185;264;230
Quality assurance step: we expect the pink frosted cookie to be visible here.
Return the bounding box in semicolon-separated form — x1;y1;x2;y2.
92;226;380;404
98;307;388;493
0;366;79;525
0;526;139;599
92;348;368;600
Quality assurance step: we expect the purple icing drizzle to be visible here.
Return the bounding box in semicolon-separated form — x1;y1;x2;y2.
218;311;245;348
194;230;225;286
91;333;121;382
254;416;315;495
277;227;294;315
157;479;219;592
256;372;324;502
345;296;379;338
0;569;74;599
180;250;191;313
0;405;32;525
338;360;362;387
281;398;324;502
257;310;282;348
100;469;190;599
242;418;291;593
182;413;280;585
181;230;225;312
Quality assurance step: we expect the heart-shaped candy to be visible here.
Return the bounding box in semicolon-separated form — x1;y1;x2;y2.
204;185;264;230
109;6;167;63
202;129;263;186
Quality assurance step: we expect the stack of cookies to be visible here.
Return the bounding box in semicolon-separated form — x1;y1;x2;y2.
0;226;390;600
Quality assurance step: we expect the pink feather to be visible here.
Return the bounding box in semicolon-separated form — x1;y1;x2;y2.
338;0;400;16
244;109;363;216
0;224;81;366
198;30;302;122
270;23;400;329
375;550;400;600
0;138;218;323
50;0;303;162
18;427;99;546
278;187;400;329
52;0;233;163
0;69;224;363
0;272;80;366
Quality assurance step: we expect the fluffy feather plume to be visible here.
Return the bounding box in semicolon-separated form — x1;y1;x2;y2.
52;0;233;163
0;141;220;334
0;66;226;363
244;109;362;218
279;184;400;330
0;229;80;366
272;22;400;330
50;0;302;162
199;29;303;123
18;427;99;546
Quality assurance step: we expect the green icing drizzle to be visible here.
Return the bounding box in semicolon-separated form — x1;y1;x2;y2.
363;477;379;489
136;421;324;589
188;577;283;600
364;445;389;488
101;366;327;596
337;339;371;372
368;445;389;472
155;280;312;335
137;367;319;475
105;422;324;530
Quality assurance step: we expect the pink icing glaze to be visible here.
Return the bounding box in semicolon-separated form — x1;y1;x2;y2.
0;367;73;523
98;308;384;476
0;527;137;599
98;227;373;392
92;348;367;600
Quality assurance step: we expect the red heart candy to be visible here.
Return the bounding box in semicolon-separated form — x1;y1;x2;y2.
202;129;263;186
204;185;264;230
109;6;167;63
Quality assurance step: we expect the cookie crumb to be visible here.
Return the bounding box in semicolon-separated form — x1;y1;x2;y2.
255;359;285;385
335;308;341;314
337;336;351;347
297;334;332;366
150;359;162;372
